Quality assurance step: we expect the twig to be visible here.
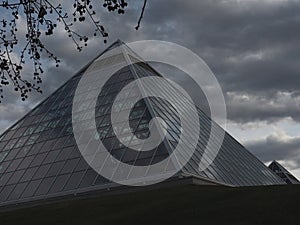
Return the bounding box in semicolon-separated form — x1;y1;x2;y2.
135;0;147;30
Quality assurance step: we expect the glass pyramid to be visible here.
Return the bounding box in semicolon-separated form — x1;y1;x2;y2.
268;161;300;184
0;40;284;207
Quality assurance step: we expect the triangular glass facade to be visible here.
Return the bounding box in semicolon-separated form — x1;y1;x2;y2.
268;161;299;184
0;40;284;207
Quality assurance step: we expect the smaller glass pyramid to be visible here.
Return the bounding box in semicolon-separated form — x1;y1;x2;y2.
268;161;300;184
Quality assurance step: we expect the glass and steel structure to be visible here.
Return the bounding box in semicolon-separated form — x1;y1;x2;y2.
269;161;300;184
0;40;284;207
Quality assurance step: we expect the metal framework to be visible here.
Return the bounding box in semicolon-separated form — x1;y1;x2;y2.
0;40;284;207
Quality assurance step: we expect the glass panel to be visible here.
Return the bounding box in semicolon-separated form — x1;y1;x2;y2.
30;153;47;167
32;164;51;180
4;148;21;161
0;151;8;162
60;158;80;174
18;156;35;170
74;158;89;172
21;180;41;198
4;139;18;151
49;174;70;193
0;161;10;174
63;171;85;191
20;167;38;182
0;185;15;201
46;161;65;177
0;172;13;187
13;127;26;138
43;150;60;164
6;158;23;172
7;170;25;185
2;130;16;141
15;146;32;159
8;182;28;201
27;142;44;156
79;169;97;188
39;140;56;153
35;177;56;196
56;147;74;161
0;141;8;151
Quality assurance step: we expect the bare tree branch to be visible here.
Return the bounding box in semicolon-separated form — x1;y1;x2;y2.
0;0;146;103
135;0;147;30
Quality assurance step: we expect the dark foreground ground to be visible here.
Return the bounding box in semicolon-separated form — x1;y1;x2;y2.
0;184;299;225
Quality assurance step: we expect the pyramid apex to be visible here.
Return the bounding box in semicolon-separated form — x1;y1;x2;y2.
115;39;125;46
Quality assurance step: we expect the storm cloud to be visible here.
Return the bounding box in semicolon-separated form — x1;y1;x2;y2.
246;130;300;170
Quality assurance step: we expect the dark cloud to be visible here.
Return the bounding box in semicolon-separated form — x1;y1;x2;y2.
245;133;300;171
141;0;300;124
226;91;300;123
1;0;299;122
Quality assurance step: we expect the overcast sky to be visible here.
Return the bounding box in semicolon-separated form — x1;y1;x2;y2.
1;0;299;179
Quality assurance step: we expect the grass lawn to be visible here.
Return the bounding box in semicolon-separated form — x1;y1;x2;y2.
0;184;299;225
